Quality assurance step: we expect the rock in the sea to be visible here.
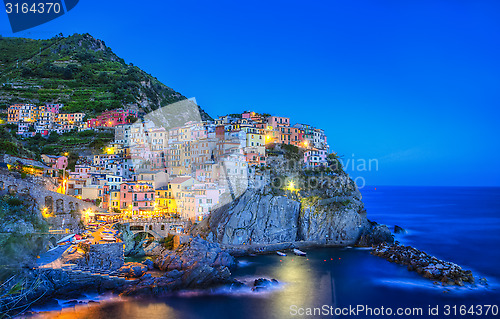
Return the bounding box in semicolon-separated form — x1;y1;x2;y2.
394;225;407;234
372;242;475;285
357;223;394;246
227;280;246;291
252;278;280;291
181;263;232;289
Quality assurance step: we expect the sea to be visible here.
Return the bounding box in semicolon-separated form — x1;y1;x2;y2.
25;186;500;319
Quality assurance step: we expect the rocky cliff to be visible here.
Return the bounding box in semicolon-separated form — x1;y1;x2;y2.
193;146;393;250
196;187;391;249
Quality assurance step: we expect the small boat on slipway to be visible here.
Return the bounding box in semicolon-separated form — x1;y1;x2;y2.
293;248;307;256
276;251;287;256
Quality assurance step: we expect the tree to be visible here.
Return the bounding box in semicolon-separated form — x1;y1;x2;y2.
63;68;73;79
67;152;79;171
47;132;61;143
327;153;344;174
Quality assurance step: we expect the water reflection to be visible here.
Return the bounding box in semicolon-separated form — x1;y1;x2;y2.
31;299;182;319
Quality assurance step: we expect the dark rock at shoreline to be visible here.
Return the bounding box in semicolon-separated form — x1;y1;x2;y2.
372;242;475;286
228;280;246;291
120;263;233;296
155;236;236;271
119;237;236;296
357;222;394;246
394;225;407;234
252;278;280;291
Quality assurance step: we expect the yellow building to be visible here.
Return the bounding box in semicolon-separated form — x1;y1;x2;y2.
155;186;178;216
109;191;121;212
241;127;264;147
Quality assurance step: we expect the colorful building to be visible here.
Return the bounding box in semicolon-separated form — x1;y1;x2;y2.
155;185;178;216
87;109;138;128
41;154;68;170
267;116;290;128
119;182;155;217
304;149;328;167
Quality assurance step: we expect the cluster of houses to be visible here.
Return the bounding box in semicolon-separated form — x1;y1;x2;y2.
6;104;137;136
6;107;330;222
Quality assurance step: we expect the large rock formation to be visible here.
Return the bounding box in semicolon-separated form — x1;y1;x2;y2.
193;146;394;250
121;236;236;296
155;236;236;271
195;187;392;250
201;190;301;245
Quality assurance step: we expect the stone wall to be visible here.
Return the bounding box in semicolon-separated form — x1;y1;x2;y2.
0;167;104;232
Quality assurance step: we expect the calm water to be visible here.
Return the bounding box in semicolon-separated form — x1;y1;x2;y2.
28;186;500;319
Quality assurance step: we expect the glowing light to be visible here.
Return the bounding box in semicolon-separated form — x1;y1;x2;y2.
106;147;114;155
286;180;300;192
42;207;54;218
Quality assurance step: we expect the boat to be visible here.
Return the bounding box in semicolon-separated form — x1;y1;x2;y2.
276;251;287;256
293;248;306;256
56;234;75;244
101;236;115;242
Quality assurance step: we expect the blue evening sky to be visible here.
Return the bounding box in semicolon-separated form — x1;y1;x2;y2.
1;0;499;187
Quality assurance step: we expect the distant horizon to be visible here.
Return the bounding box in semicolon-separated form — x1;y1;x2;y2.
1;0;499;187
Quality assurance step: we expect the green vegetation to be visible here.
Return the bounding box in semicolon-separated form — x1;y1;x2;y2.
0;125;35;157
281;144;302;161
326;153;344;174
0;33;212;120
20;130;114;157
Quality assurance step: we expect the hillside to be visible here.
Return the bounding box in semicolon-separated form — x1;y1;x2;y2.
0;33;211;120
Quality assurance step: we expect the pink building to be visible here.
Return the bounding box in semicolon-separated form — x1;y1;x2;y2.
41;155;68;170
267;116;290;128
70;165;91;179
119;182;155;215
194;187;223;221
87;109;138;128
242;111;262;122
44;104;62;113
304;149;328;167
245;151;266;166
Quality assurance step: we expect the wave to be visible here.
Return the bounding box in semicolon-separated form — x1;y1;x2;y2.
375;278;493;294
237;260;254;267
